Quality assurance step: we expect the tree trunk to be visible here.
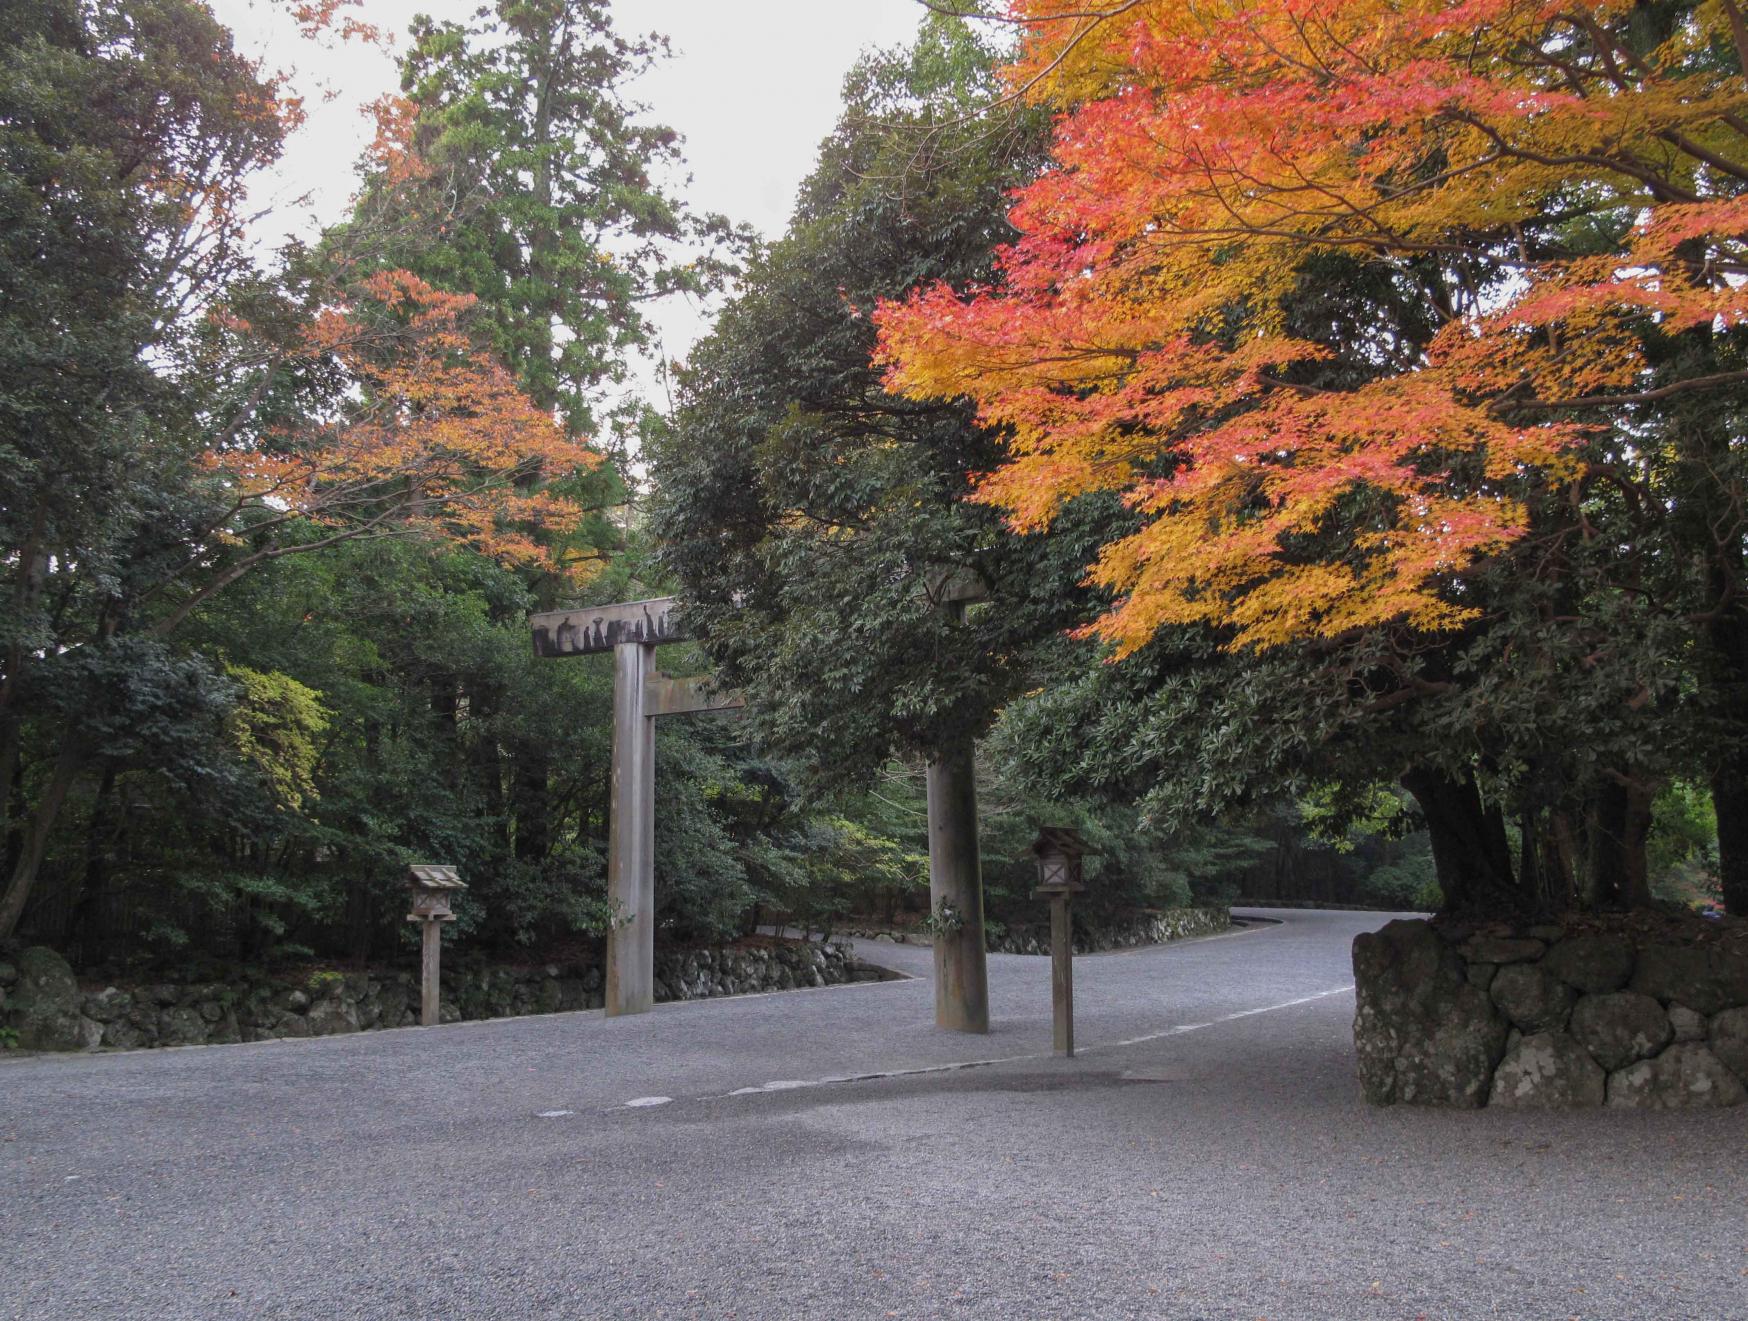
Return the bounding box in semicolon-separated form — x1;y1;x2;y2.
1586;777;1656;910
1708;582;1748;916
1714;768;1748;916
1401;766;1522;915
1663;324;1748;916
0;523;48;872
0;744;86;939
68;765;119;961
1705;598;1748;915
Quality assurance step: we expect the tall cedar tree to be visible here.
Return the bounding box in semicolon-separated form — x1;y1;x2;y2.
337;0;740;866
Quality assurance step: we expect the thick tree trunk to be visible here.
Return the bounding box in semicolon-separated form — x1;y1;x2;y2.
0;526;47;874
68;765;119;960
1713;766;1748;916
1401;766;1522;915
1663;326;1748;915
1704;588;1748;915
0;744;86;940
1708;600;1748;916
1585;777;1656;910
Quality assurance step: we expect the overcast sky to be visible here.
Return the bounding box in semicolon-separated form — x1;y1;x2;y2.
212;0;929;399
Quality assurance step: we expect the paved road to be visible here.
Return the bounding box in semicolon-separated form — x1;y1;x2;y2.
3;909;1746;1320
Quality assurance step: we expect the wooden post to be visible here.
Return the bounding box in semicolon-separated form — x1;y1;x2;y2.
927;738;989;1034
405;864;463;1028
607;639;657;1015
1047;890;1074;1056
1029;826;1089;1057
420;919;442;1027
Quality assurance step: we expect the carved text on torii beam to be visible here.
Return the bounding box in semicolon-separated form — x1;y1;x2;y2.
531;597;686;657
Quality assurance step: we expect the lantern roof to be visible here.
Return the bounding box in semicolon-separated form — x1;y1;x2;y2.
407;864;466;891
1029;826;1089;859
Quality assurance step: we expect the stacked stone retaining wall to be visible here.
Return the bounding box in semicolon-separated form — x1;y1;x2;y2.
1354;915;1748;1109
0;939;867;1053
844;905;1230;955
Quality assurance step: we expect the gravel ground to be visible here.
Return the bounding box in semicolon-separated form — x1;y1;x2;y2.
2;909;1745;1320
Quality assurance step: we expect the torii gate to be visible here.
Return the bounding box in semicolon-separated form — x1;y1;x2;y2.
532;591;990;1033
531;597;742;1016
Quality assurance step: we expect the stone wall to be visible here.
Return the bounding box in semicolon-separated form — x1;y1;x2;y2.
1354;916;1748;1109
0;938;870;1053
843;906;1230;955
990;905;1231;955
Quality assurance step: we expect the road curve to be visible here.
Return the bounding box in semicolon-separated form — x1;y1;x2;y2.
3;908;1745;1320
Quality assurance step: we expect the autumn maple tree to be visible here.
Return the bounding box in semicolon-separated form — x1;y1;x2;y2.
877;0;1748;911
174;268;601;636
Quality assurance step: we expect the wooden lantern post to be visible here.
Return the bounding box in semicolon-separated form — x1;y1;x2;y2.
406;865;465;1027
1030;827;1089;1057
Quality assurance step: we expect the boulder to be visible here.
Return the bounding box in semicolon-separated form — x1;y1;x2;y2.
10;946;89;1051
1709;1007;1748;1085
1466;962;1498;991
101;1019;149;1050
82;986;132;1024
304;998;359;1035
158;1007;209;1047
1490;964;1577;1033
1490;1031;1605;1108
1608;1042;1748;1109
1631;943;1748;1015
1569;992;1672;1071
1544;934;1635;994
1353;920;1509;1107
271;1010;311;1039
1461;936;1545;965
1668;1004;1707;1043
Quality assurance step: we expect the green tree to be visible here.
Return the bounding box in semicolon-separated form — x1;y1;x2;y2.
0;0;288;937
652;17;1107;785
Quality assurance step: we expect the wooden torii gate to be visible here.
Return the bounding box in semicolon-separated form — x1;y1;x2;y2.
533;589;992;1033
531;597;742;1016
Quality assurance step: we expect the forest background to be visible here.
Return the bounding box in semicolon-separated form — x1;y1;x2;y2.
2;0;1725;979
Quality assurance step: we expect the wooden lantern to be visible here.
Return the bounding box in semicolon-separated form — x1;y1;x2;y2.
406;864;465;1027
1030;826;1088;894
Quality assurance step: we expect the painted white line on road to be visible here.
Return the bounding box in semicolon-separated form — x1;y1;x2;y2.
624;1096;673;1108
1095;985;1355;1052
535;1109;575;1118
698;984;1357;1104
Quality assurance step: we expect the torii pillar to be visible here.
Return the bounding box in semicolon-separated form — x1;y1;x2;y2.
532;597;741;1015
926;569;992;1034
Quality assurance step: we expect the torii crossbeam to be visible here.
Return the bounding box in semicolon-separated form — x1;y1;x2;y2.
532;597;742;1015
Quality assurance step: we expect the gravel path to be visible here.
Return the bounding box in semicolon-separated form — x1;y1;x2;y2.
3;909;1745;1320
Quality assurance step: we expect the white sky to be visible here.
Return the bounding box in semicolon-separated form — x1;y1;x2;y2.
212;0;927;403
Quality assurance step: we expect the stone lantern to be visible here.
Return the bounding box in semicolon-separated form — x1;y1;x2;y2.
1030;826;1089;1057
406;865;465;1026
